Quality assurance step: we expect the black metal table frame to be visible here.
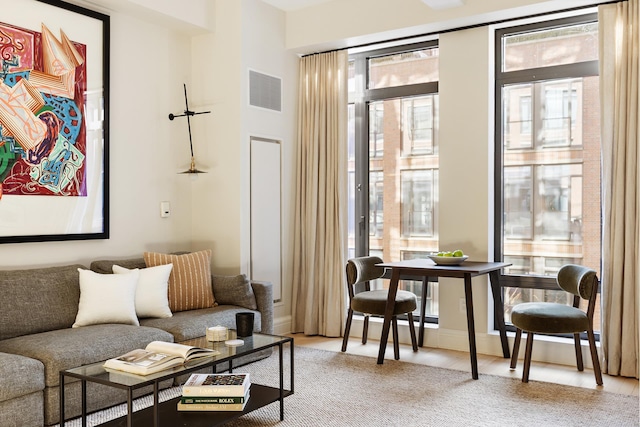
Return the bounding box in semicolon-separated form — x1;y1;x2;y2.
376;260;511;379
60;335;294;427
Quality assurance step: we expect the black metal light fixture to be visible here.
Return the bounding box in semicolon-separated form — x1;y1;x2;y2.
168;83;211;174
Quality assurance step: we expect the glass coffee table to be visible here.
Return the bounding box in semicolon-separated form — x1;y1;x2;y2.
60;332;294;427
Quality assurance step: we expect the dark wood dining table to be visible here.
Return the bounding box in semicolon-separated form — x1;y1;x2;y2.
375;259;512;379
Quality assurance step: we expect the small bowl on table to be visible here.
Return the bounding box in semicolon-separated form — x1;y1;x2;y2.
427;254;469;266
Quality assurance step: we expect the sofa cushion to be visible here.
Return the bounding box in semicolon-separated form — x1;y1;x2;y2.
0;391;43;427
72;269;140;327
113;264;173;318
140;306;261;342
0;264;84;341
144;250;215;312
89;252;190;274
212;274;258;310
90;257;147;274
0;324;173;387
0;352;44;401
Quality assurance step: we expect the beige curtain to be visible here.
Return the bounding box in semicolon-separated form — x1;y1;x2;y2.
598;0;639;378
291;50;348;337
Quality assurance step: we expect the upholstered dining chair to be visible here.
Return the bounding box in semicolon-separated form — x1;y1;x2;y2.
341;256;418;360
509;264;603;385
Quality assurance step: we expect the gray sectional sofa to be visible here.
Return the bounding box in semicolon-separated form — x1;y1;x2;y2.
0;255;274;427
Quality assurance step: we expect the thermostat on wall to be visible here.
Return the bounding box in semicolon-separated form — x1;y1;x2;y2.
160;201;171;218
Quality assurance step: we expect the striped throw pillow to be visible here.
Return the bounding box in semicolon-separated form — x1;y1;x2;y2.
143;250;215;312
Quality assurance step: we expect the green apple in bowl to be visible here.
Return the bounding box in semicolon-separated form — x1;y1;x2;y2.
428;251;468;265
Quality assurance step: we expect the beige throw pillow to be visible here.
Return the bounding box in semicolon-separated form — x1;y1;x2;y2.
143;250;215;312
73;268;139;327
113;264;173;318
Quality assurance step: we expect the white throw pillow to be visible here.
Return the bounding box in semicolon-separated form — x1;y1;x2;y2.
73;269;139;327
113;264;173;318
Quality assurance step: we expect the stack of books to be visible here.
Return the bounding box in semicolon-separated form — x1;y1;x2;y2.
178;373;251;412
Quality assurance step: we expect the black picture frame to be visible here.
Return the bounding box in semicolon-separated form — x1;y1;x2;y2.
0;0;110;244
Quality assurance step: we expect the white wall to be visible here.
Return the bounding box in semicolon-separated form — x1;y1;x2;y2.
189;0;243;274
0;9;194;269
187;0;298;315
239;0;298;328
284;0;607;53
437;26;495;352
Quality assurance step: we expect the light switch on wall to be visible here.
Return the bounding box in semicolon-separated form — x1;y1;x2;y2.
160;201;171;218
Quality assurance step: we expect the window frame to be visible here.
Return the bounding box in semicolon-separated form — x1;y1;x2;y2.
493;13;601;296
350;40;440;324
494;13;602;340
350;40;440;257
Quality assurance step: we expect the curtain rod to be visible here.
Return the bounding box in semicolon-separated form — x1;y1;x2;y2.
301;0;622;57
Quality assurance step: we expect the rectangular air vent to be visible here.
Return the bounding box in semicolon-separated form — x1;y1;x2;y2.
249;70;282;112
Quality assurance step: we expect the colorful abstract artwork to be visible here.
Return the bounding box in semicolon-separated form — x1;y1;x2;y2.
0;21;87;197
0;0;108;244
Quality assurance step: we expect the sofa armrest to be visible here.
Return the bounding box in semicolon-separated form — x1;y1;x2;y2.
250;280;274;334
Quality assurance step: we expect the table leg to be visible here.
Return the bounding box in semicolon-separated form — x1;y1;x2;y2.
418;277;428;347
81;380;87;427
290;341;295;394
489;270;510;358
463;274;479;380
377;268;400;364
279;342;284;421
153;381;159;427
127;388;133;427
59;373;65;427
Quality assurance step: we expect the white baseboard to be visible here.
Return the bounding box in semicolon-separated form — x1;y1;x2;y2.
273;315;292;335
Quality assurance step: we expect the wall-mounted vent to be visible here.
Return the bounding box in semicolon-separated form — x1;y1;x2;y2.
249;70;282;112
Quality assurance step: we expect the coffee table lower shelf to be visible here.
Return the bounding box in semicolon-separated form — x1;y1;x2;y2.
98;384;293;427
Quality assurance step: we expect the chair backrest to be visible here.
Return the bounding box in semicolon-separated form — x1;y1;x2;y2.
345;256;384;287
557;264;598;300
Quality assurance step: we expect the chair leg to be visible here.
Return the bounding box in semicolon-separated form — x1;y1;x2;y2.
522;331;534;383
573;333;584;371
362;315;369;345
341;308;353;352
392;317;400;360
510;328;522;369
587;328;604;385
407;312;418;352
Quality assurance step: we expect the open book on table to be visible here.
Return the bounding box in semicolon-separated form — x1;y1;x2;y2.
103;341;219;376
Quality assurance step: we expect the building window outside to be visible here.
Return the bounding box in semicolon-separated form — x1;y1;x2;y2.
401;169;437;237
543;84;578;146
504;165;533;239
504;162;583;242
369;101;384;158
495;14;601;330
402;95;437;156
369;171;384;238
519;95;532;135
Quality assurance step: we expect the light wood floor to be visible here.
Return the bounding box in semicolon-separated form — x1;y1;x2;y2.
287;333;639;397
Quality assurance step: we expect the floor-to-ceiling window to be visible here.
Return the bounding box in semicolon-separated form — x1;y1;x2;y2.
348;41;440;320
494;13;602;333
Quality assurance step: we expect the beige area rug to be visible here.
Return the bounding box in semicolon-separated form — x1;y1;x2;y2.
57;346;638;427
